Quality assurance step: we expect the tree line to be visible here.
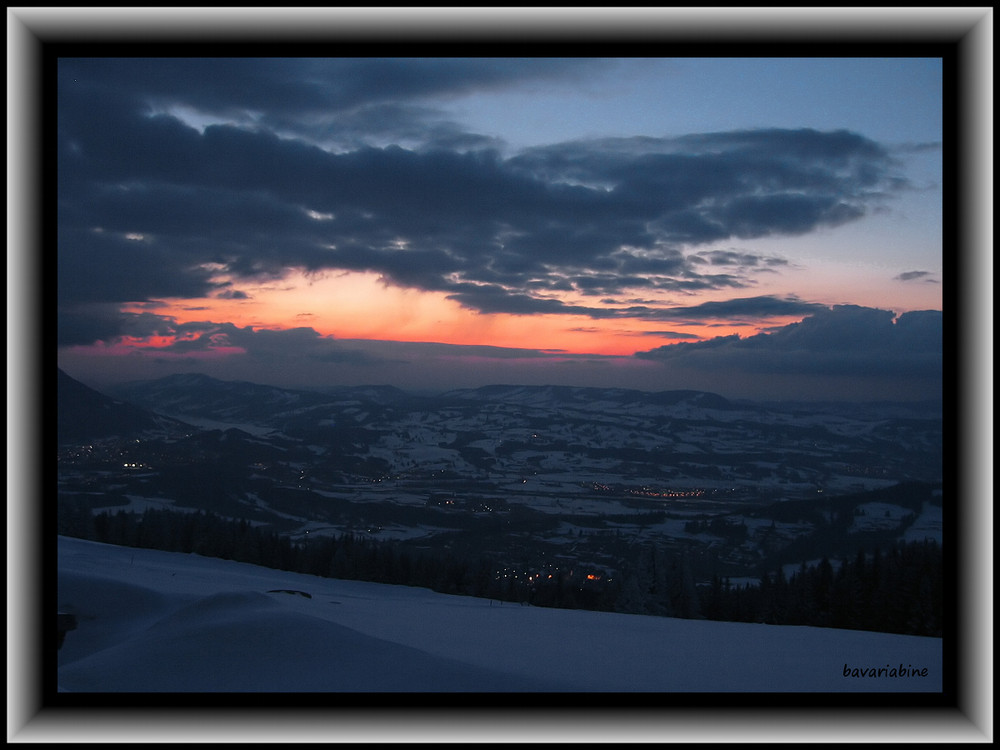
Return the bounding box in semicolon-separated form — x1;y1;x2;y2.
57;504;618;611
57;502;942;636
699;541;943;637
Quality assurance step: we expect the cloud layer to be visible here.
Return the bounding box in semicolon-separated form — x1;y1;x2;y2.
636;305;942;384
57;58;912;346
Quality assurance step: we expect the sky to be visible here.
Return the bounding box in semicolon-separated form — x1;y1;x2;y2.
55;56;945;401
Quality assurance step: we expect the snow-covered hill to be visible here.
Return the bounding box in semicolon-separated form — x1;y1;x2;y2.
57;535;941;693
99;373;944;494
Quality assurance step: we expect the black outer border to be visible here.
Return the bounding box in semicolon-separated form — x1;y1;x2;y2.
9;6;991;743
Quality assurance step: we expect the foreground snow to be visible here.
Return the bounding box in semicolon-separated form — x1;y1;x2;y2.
57;536;941;693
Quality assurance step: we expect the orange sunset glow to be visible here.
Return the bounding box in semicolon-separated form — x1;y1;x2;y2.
119;269;785;358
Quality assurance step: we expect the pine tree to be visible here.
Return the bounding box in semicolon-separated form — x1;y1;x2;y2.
668;552;701;619
614;571;648;615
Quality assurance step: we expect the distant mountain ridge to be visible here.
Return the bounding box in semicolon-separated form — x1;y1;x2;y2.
60;372;942;491
441;384;741;411
92;375;777;459
111;372;332;416
56;369;191;445
107;374;420;430
100;372;944;435
112;373;741;415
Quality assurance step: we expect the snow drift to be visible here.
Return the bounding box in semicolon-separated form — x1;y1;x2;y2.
57;535;942;693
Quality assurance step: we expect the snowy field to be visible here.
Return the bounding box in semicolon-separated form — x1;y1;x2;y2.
57;535;942;694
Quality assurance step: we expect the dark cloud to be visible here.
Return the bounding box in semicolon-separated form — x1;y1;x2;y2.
444;284;610;318
59;57;604;149
690;250;788;268
636;331;703;339
58;59;912;344
636;306;943;384
365;340;574;360
67;310;590;369
709;193;864;238
57;227;225;307
57;303;131;347
635;295;826;322
894;270;939;283
98;316;389;367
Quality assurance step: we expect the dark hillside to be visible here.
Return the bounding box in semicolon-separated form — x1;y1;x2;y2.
57;369;188;445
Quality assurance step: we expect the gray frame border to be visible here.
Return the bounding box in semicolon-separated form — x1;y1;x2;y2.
8;6;992;743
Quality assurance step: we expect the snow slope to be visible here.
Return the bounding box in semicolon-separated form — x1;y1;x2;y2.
57;535;942;693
